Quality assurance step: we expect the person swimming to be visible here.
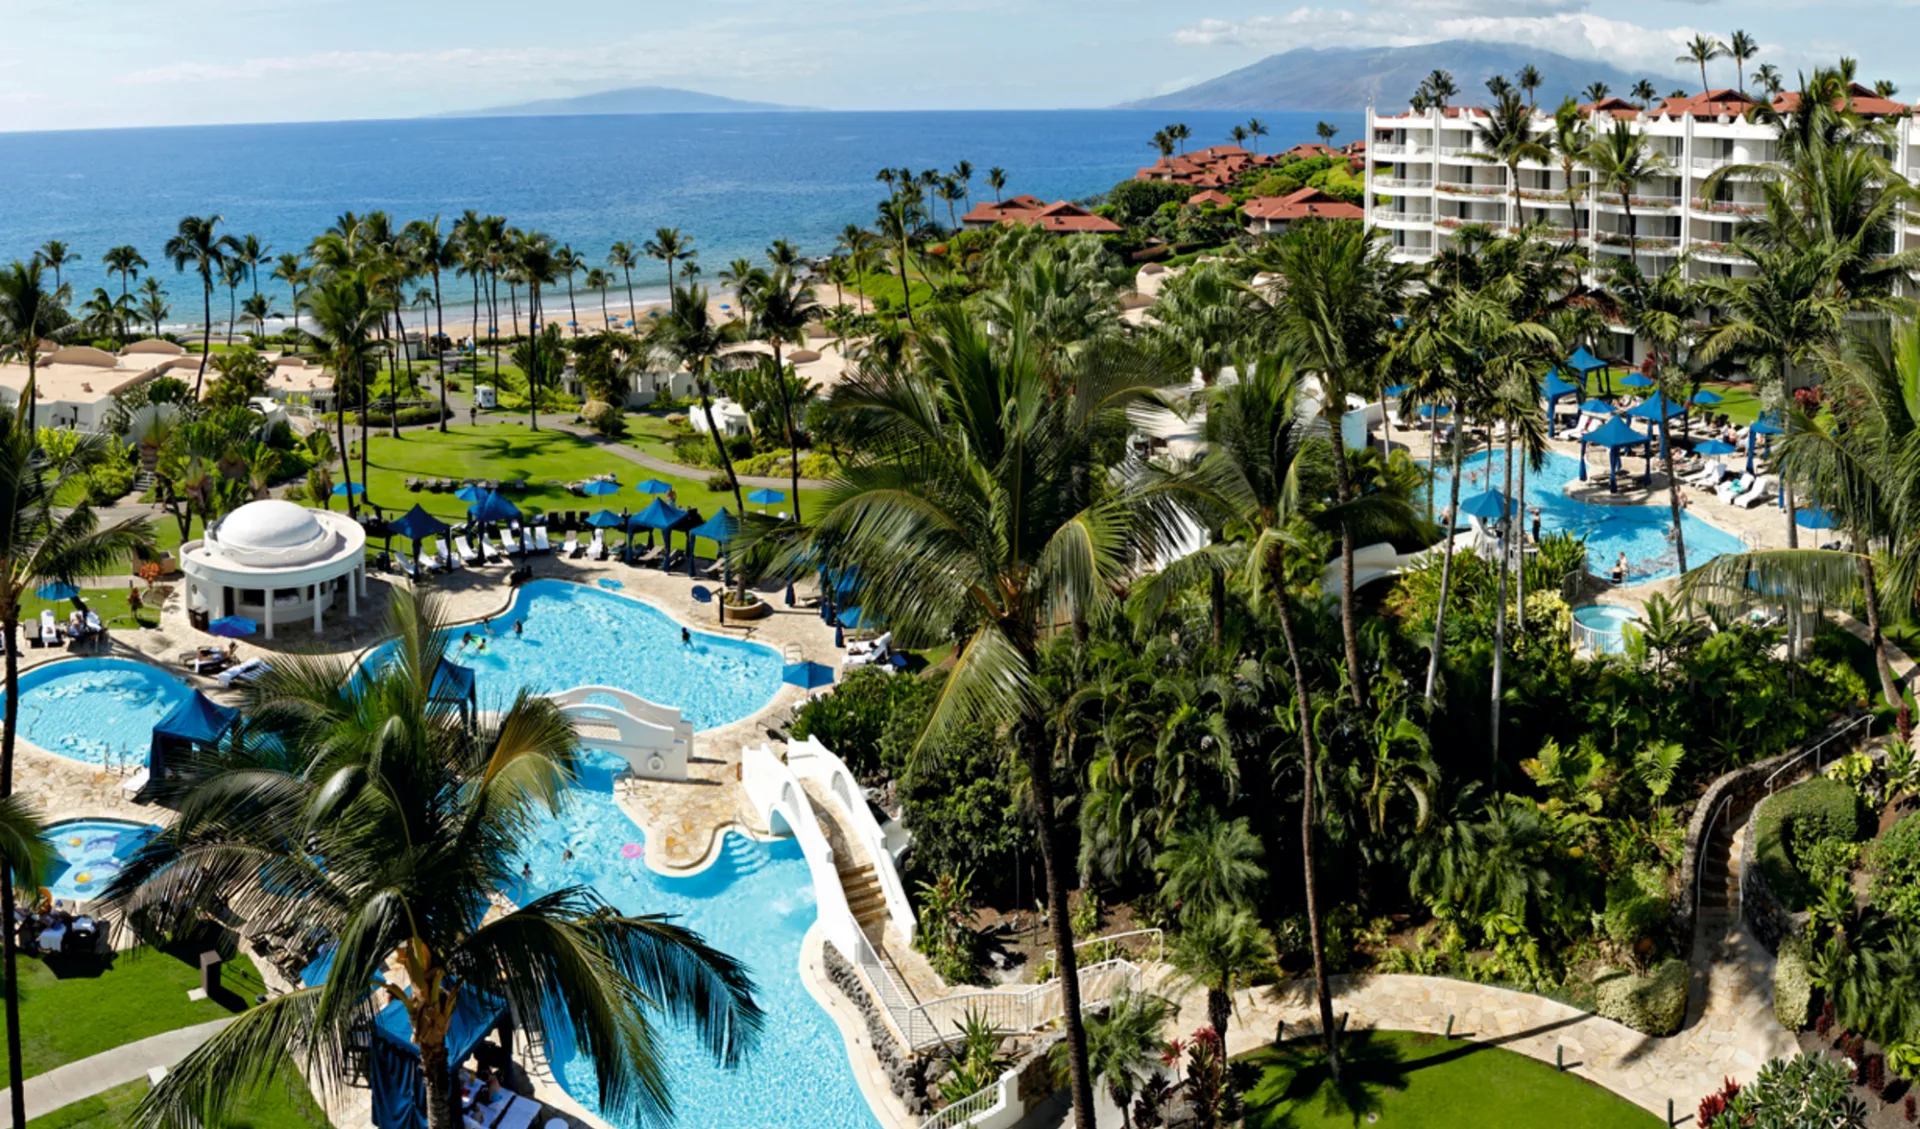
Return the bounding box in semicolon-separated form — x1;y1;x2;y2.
461;631;473;648
681;627;691;645
513;619;523;636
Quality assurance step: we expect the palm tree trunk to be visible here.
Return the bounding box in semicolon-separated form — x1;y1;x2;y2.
699;384;750;602
623;267;636;326
1491;435;1514;774
1272;592;1340;1082
1206;987;1230;1042
566;276;579;337
895;247;915;324
390;308;409;439
664;255;677;315
1323;415;1365;707
1024;724;1096;1129
336;379;355;518
1860;551;1909;739
226;285;237;347
527;287;540;433
771;342;803;525
1424;406;1467;705
2;604;26;1129
1516;454;1527;634
195;279;214;400
434;274;449;433
1660;414;1687;573
419;1036;455;1129
1209;569;1226;649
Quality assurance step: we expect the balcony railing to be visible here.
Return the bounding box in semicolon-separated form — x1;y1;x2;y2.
1593;193;1684;210
1593;230;1682;250
1372;209;1434;224
1373;176;1434;191
1691;197;1767;216
1370;143;1432;158
1434;182;1506;198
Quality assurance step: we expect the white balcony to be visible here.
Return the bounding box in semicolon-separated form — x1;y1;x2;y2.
1372;209;1434;226
1691;198;1768;219
1433;181;1507;199
1374;176;1435;192
1594;193;1684;213
1370;143;1432;158
1593;230;1682;253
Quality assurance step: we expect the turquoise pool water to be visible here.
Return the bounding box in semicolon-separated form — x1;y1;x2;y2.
44;818;159;901
519;752;880;1129
1572;605;1640;655
1433;450;1749;582
6;659;194;766
443;580;783;731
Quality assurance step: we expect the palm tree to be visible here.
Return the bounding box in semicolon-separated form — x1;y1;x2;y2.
103;245;147;344
1517;64;1543;109
1609;259;1698;572
1315;120;1339;146
1229;125;1248;147
875;192;922;325
951;160;974;210
1050;986;1168;1129
1727;31;1759;94
406;218;456;431
835;225;873;307
270;253;307;351
1583;81;1612;103
0;261;77;433
805;306;1184;1129
0;402;151;1129
1582;121;1672;272
649;285;750;535
515;235;558;432
1473;90;1550;230
165;215;239;399
236;234;268;305
644;228;692;316
1424;70;1458;109
1754;63;1784;97
1485;75;1512;101
737;264;819;521
1631;80;1659;108
555;243;585;335
1154;813;1263;924
137;279;168;339
241;293;278;343
1546;98;1592;245
1267;222;1410;704
607;240;641;327
1162;907;1272;1042
987;167;1008;201
1246;117;1268;153
1170;122;1191;153
302;271;386;517
102;590;761;1129
1678;34;1729;94
33;241;72;304
1149;130;1174;159
219;257;247;347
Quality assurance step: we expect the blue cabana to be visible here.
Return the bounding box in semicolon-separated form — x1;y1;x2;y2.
367;990;509;1129
1747;415;1784;473
430;658;477;721
1581;417;1652;490
1691;389;1724;406
1565;346;1610;394
586;509;625;528
630;499;692;566
1579;398;1615;417
1625;392;1686;455
1541;370;1579;437
390;505;452;569
148;691;238;779
635;479;674;495
1619;371;1655;389
467;490;521;525
1418;403;1452;419
1459;490;1515;523
783;661;835;689
689;509;740;578
1795;507;1838;530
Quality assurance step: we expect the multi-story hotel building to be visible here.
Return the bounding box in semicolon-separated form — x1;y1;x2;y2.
1362;84;1908;285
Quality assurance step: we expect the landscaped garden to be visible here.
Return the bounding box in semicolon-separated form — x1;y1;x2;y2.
18;944;267;1078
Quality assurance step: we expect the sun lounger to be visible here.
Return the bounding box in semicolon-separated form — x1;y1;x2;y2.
493;531;518;558
1716;474;1754;504
455;536;481;565
396;553;418;579
534;527;551;553
561;531;578;557
120;767;150;798
218;658;270;687
847;631;892;658
439;547;460;572
85;611;103;638
522;527;537;554
701;557;727;579
1736;474;1777;509
39;609;58;645
588;530;606;561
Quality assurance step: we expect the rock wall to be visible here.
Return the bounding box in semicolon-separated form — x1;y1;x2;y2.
822;941;930;1116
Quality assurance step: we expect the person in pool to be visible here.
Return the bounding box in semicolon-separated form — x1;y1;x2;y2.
513;619;523;636
521;862;532;880
460;631;473;649
1612;552;1629;584
681;627;690;645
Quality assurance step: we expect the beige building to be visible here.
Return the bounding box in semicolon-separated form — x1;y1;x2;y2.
0;340;195;432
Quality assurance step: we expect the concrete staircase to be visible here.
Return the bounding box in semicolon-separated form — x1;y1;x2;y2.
1696;793;1758;938
839;860;891;938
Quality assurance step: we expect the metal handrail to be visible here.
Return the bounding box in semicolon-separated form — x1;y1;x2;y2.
899;958;1142;1051
1762;712;1875;795
1045;928;1164;964
920;1076;1005;1129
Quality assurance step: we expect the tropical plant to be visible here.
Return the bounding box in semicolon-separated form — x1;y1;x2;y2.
103;244;147;344
1582;122;1673;270
1727;31;1759;95
165;215;239;399
0;261;78;433
1162;906;1273;1041
1050;987;1169;1129
736;263;820;521
1677;34;1729;94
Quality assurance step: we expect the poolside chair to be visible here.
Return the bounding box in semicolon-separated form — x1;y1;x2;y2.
492;529;518;558
588;529;606;560
218;658;270;687
396;553;419;579
1736;475;1777;509
39;609;58;645
455;536;481;566
1716;473;1755;504
534;526;551;553
406;478;421;491
521;527;537;554
561;530;578;557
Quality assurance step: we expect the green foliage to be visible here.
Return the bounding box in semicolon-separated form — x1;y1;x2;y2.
1104;180;1195;226
82;450;136;505
788;665;920;777
1251;172;1303;198
581;399;626;438
1774;935;1813;1030
1755;777;1865;911
1591;958;1688;1035
937;1008;1010;1105
914;871;981;985
1870;812;1920;926
1600;865;1670;958
1071;890;1102;939
1706;1053;1866;1129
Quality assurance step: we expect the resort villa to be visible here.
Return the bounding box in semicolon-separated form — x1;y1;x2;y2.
1241;187;1366;234
262;356;337;413
0;340;198;431
959;195;1122;234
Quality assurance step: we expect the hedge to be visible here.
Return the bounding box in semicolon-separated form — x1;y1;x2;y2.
1774;935;1813;1030
1869;812;1920;925
1753;777;1864;912
1593;959;1689;1036
321;405;450;428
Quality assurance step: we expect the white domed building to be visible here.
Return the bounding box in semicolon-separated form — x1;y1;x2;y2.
180;500;369;640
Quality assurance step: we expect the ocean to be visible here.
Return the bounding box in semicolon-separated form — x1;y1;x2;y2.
0;109;1364;325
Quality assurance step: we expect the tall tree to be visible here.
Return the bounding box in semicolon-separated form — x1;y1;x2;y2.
1472;90;1550;231
270;253;307;353
1582;121;1673;273
302;271;386;518
737;263;820;522
986;167;1008;200
102;245;147;345
1546;98;1593;245
1517;64;1543;108
648;285;751;557
1246;117;1268;153
644;228;692;317
165;215;239;399
1678;34;1729;94
406;218;456;431
0;261;77;433
1727;30;1760;95
607;240;641;328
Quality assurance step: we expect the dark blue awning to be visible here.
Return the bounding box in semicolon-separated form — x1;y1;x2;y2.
148;691;238;777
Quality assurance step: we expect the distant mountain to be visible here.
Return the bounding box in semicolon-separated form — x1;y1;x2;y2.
441;86;804;118
1117;42;1684;112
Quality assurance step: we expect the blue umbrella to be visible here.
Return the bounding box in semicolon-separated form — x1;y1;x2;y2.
836;606;882;631
1582;417;1652;489
582;480;621;497
635;479;674;495
1691;389;1724;406
389;504;451;542
1579;399;1616;416
1458;491;1514;522
747;488;786;506
586;509;626;528
332;482;365;497
1418;403;1452;419
783;661;835;690
1619;371;1656;389
467;490;521;524
1693;439;1737;457
454;484;485;503
209;616;258;638
1795;507;1839;530
1383;383;1409;398
35;582;78;601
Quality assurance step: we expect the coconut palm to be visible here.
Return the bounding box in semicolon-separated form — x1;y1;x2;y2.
1144;262;1260;387
1050;986;1169;1129
0;261;78;433
644;228;692;316
803;305;1185;1129
1546;98;1593;245
103;245;147;344
302;271;386;516
101;589;761;1129
1608;259;1698;572
1727;31;1760;94
1518;64;1543;109
1316;120;1339;146
607;241;641;328
1246;118;1268;153
951;160;974;209
986;167;1008;201
1754;64;1784;97
648;285;750;540
1472;90;1550;230
1154;812;1263;923
1582;121;1673;271
515;233;559;431
736;264;820;522
1583;81;1612;103
556;243;585;336
875;192;922;324
241;293;278;343
405;218;456;430
270;254;307;350
137;279;168;340
1424;70;1458;109
1265;222;1411;705
165;215;239;399
219;257;248;347
1162;906;1272;1042
1229;124;1248;147
1678;34;1729;94
1631;80;1659;108
0;401;150;1129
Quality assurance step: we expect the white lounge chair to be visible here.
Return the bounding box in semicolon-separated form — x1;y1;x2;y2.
561;531;578;557
120;767;150;797
85;611;103;637
396;553;418;579
534;527;551;553
1716;473;1755;504
439;546;461;572
218;658;269;687
588;529;606;560
1736;474;1777;509
493;530;518;558
846;632;893;667
39;609;57;643
455;536;481;565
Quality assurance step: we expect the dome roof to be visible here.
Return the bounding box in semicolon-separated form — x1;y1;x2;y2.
210;500;339;567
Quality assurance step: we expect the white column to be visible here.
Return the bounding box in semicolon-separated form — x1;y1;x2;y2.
263;589;275;640
348;571;358;617
313;585;323;633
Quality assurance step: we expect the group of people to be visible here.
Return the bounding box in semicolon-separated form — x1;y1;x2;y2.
15;896;89;956
458;619;525;654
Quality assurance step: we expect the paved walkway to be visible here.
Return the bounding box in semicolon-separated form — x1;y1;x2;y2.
0;1019;231;1120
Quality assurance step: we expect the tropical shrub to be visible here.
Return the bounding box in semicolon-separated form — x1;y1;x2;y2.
915;871;981;985
1600;866;1670;959
1755;777;1865;911
1105;180;1194;225
581;399;625;437
1871;813;1920;926
1774;935;1814;1030
788;665;923;777
1592;958;1688;1035
1704;1054;1866;1129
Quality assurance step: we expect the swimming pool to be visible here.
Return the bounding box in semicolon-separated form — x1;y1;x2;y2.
519;752;881;1129
5;659;194;766
1572;605;1640;655
43;818;160;901
1432;449;1748;582
438;580;784;732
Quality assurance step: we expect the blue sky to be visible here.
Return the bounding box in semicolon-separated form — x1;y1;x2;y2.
0;0;1908;131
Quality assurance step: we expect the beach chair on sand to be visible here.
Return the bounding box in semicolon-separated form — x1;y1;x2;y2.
561;530;578;557
455;536;481;566
588;530;606;561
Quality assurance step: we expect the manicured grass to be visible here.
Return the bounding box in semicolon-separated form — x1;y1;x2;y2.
21;585;159;632
19;945;268;1079
1571;369;1765;425
1239;1030;1660;1129
29;1070;329;1129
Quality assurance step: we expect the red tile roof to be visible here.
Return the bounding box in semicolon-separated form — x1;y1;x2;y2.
1654;88;1760;118
1579;97;1644;119
962;197;1122;234
1187;190;1234;208
1771;82;1909;118
1242;187;1363;223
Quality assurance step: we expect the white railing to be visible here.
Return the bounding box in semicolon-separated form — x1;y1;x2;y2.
900;958;1142;1051
787;735;917;944
1373;209;1434;224
1370;143;1431;158
1570;618;1630;655
920;1070;1019;1129
1045;928;1164;964
549;685;692;780
1373;177;1434;191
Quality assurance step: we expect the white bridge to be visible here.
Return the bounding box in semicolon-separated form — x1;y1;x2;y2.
548;685;693;780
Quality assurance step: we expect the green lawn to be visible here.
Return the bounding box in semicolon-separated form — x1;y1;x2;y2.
19;945;268;1079
29;1070;328;1129
1573;369;1766;425
1239;1031;1659;1129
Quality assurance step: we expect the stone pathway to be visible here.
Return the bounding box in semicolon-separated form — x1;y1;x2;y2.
0;1018;231;1121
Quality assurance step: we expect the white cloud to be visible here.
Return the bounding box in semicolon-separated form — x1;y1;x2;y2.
1174;10;1722;76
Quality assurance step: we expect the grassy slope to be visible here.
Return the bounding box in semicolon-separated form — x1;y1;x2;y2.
19;945;268;1078
1239;1030;1659;1129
